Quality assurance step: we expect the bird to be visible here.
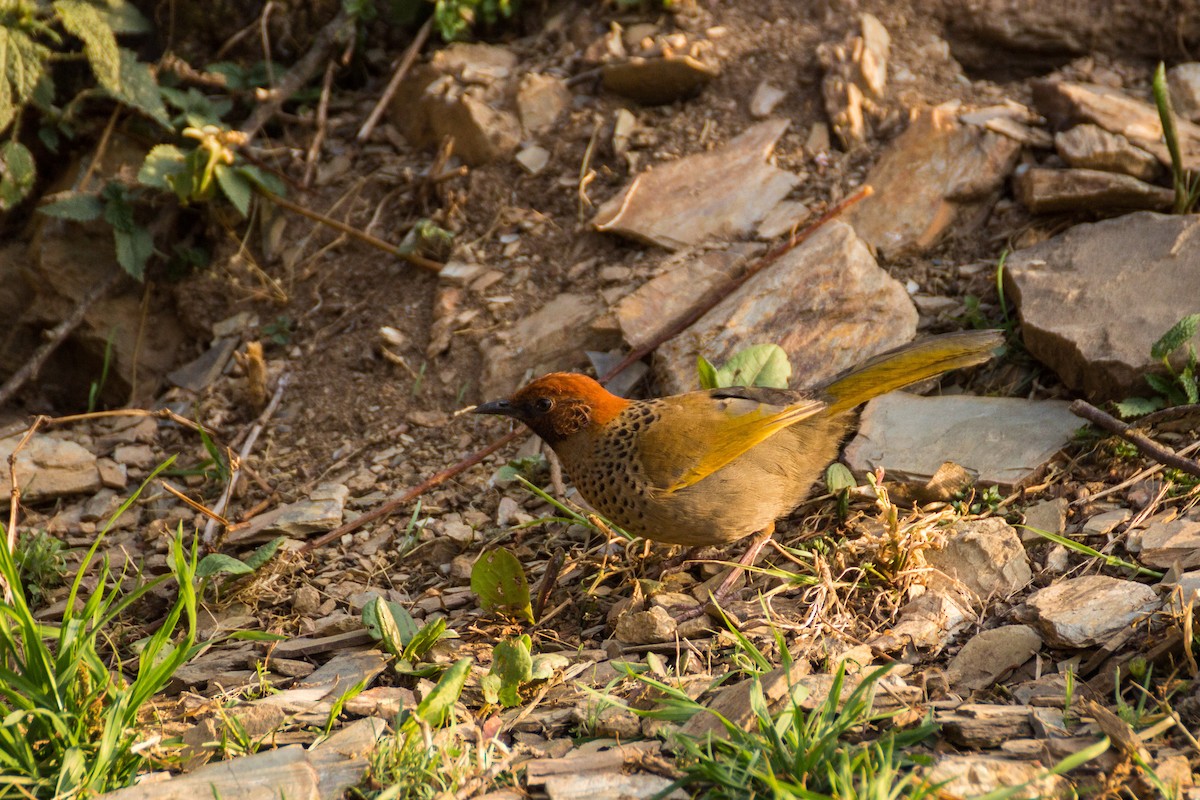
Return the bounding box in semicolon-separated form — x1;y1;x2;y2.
474;329;1003;605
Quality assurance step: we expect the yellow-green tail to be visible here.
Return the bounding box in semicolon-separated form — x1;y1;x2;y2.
822;330;1003;415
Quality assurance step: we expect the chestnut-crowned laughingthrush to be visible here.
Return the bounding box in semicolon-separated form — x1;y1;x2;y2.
474;330;1002;596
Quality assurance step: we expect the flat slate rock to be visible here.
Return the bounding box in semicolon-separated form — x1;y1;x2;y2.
654;220;916;394
1026;575;1160;648
1004;212;1200;399
844;393;1079;488
946;625;1042;692
0;433;101;501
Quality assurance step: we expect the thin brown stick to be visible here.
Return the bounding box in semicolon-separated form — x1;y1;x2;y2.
203;373;290;547
161;480;230;527
4;416;45;602
0;271;122;409
1070;399;1200;478
42;407;214;435
79;107;121;192
303;61;336;188
257;189;444;272
298;187;873;552
357;16;433;143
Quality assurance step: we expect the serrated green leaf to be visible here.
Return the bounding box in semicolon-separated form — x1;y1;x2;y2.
195;553;253;579
113;224;153;280
697;355;718;390
824;462;856;493
362;596;419;645
484;635;532;708
214;163;251;216
470;548;533;623
111;47;169;127
1144;372;1177;399
138;143;187;190
714;343;792;389
415;657;470;726
0;24;51;134
38;191;103;221
160;85;232;127
1151;314;1200;360
55;0;120;91
1114;396;1163;419
243;536;283;571
0;140;36;210
1181;367;1198;404
402;617;446;662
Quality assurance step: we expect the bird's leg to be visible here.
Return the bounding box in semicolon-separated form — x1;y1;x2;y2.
673;524;775;622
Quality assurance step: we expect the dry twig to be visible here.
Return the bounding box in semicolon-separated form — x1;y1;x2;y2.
1070;399;1200;478
357;17;433;143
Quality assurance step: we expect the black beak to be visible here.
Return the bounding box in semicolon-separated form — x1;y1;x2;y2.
473;399;515;417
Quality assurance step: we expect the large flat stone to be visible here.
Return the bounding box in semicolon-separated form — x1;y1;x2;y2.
927;518;1033;602
1137;511;1200;569
654;220;916;394
926;754;1070;800
593;119;801;250
844;393;1079;488
0;434;101;501
1027;575;1160;648
1003;212;1200;400
844;104;1021;257
1013;166;1172;213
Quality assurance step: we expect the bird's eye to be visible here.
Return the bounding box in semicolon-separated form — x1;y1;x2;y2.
534;397;553;413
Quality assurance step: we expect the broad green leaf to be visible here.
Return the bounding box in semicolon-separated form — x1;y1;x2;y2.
696;355;718;390
1144;373;1178;400
160;85;232;127
0;25;50;133
215;163;251;216
714;343;792;389
113;225;153;280
402;617;446;662
415;657;471;726
243;537;284;571
195;553;252;579
470;548;534;624
236;163;286;196
1151;314;1200;360
367;595;404;656
111;48;169;127
38;191;103;221
0;140;35;210
1113;396;1162;419
482;635;532;708
137;144;187;190
55;0;120;92
530;651;569;681
362;596;419;645
824;462;856;493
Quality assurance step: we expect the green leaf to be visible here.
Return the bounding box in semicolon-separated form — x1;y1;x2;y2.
227;630;287;641
1114;396;1163;419
96;0;151;34
530;651;569;681
55;0;120;92
236;163;286;196
482;635;532;708
138;144;187;191
160;86;232;127
0;140;36;210
402;617;446;662
470;548;534;623
824;462;856;493
1181;366;1198;404
0;24;51;134
1151;314;1200;360
696;355;718;390
113;224;153;280
367;595;404;656
1144;372;1178;399
243;537;284;571
415;657;471;726
714;344;792;389
214;163;251;216
362;597;419;645
38;191;103;221
111;48;170;128
195;553;252;579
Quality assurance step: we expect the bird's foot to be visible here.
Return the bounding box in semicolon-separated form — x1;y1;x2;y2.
670;527;775;623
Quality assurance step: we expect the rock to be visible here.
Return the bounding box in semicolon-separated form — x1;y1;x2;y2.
343;686;415;718
428;90;521;166
1168;63;1200;123
168;336;240;392
430;43;517;83
981;116;1054;148
1138;511;1200;568
1082;508;1129;536
1022;498;1068;538
937;704;1038;748
1013;166;1173;213
479;293;621;397
749;81;786;118
602;54;719;105
680;660;810;738
593;706;641;739
653;221;916;394
1045;545;1070;573
293;585;322;615
1027;575;1160;648
756;200;811;240
180;703;289;768
593;119;801;250
96;458;127;490
439;261;485;285
1168;570;1200;609
926;754;1071;799
871;590;971;653
113;443;155;469
0;434;100;501
947;625;1042;691
927;518;1033;601
1032;80;1200;170
845;394;1080;489
1004;212;1200;400
516;73;570;136
817;13;890;147
614;605;676;644
515;145;550;175
229;483;350;543
844;104;1021;257
1054;124;1160;181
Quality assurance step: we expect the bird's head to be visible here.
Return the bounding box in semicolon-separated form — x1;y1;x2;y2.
473;373;629;445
